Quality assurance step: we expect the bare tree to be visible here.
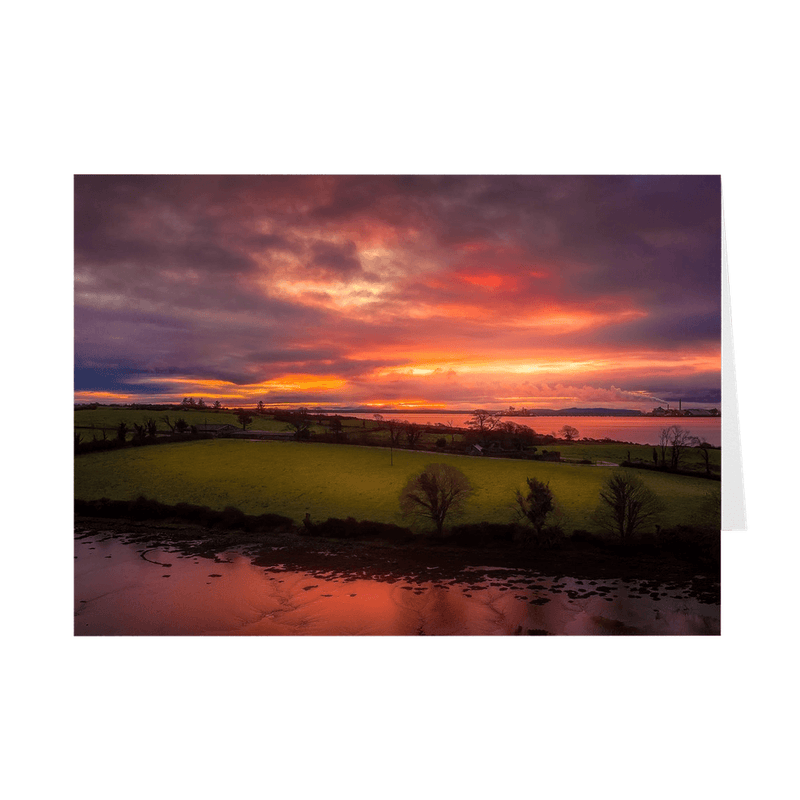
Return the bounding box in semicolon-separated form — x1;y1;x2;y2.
697;441;714;476
374;416;404;465
399;463;474;535
559;424;579;441
212;401;222;412
658;427;671;467
660;425;700;470
466;409;502;433
595;471;662;540
404;422;424;449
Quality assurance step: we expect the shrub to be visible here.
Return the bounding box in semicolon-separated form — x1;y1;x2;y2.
449;522;517;547
570;529;602;544
219;505;246;529
75;496;294;532
513;477;555;534
310;517;413;542
128;495;169;520
518;523;565;549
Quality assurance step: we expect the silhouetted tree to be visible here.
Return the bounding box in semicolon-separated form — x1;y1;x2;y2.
116;422;129;442
399;463;474;535
161;415;175;432
236;409;253;430
257;400;265;414
658;427;671;467
381;418;404;447
595;471;661;540
697;441;714;476
660;425;700;470
212;401;222;412
145;418;158;439
670;426;700;470
327;417;344;441
499;421;535;451
404;422;424;449
559;424;579;441
374;416;404;465
514;478;555;534
466;409;502;433
276;408;311;439
174;418;189;434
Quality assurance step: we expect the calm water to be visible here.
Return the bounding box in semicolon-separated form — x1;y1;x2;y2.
75;532;720;636
347;413;721;447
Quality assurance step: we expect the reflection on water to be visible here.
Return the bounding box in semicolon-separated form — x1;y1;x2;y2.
75;534;720;636
348;413;722;447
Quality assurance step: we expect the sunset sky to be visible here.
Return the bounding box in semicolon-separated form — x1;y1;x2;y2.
74;175;721;411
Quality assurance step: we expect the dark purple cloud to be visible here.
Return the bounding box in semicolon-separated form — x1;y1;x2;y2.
74;175;721;408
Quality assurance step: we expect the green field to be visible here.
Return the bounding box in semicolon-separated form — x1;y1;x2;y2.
74;439;720;533
75;408;720;470
558;442;720;472
74;407;327;439
73;408;466;447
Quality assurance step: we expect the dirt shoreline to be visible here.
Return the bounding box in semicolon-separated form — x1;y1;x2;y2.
74;515;720;605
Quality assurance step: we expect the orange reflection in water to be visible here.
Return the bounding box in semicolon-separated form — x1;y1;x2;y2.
75;535;719;636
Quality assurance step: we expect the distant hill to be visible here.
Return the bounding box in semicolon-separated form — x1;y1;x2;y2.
335;407;644;417
521;407;643;417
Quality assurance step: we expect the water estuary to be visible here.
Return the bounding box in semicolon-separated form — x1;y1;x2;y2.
75;529;720;636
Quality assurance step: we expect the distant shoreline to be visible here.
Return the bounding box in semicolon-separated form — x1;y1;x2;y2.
74;403;720;418
338;410;720;418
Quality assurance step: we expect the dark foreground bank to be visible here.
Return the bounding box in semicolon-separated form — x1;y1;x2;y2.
74;509;720;606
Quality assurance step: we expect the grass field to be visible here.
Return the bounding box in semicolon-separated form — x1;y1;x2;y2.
74;408;326;438
74;439;720;534
74;408;718;470
558;442;720;472
73;408;466;447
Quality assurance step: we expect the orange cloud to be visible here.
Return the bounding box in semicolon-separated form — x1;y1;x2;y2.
460;273;507;290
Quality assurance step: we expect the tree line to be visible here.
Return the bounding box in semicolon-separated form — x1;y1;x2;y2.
399;463;665;542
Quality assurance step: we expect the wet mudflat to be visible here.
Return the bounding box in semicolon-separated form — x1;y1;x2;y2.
74;528;720;636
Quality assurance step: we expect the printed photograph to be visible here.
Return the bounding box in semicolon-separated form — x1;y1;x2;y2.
74;175;721;635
